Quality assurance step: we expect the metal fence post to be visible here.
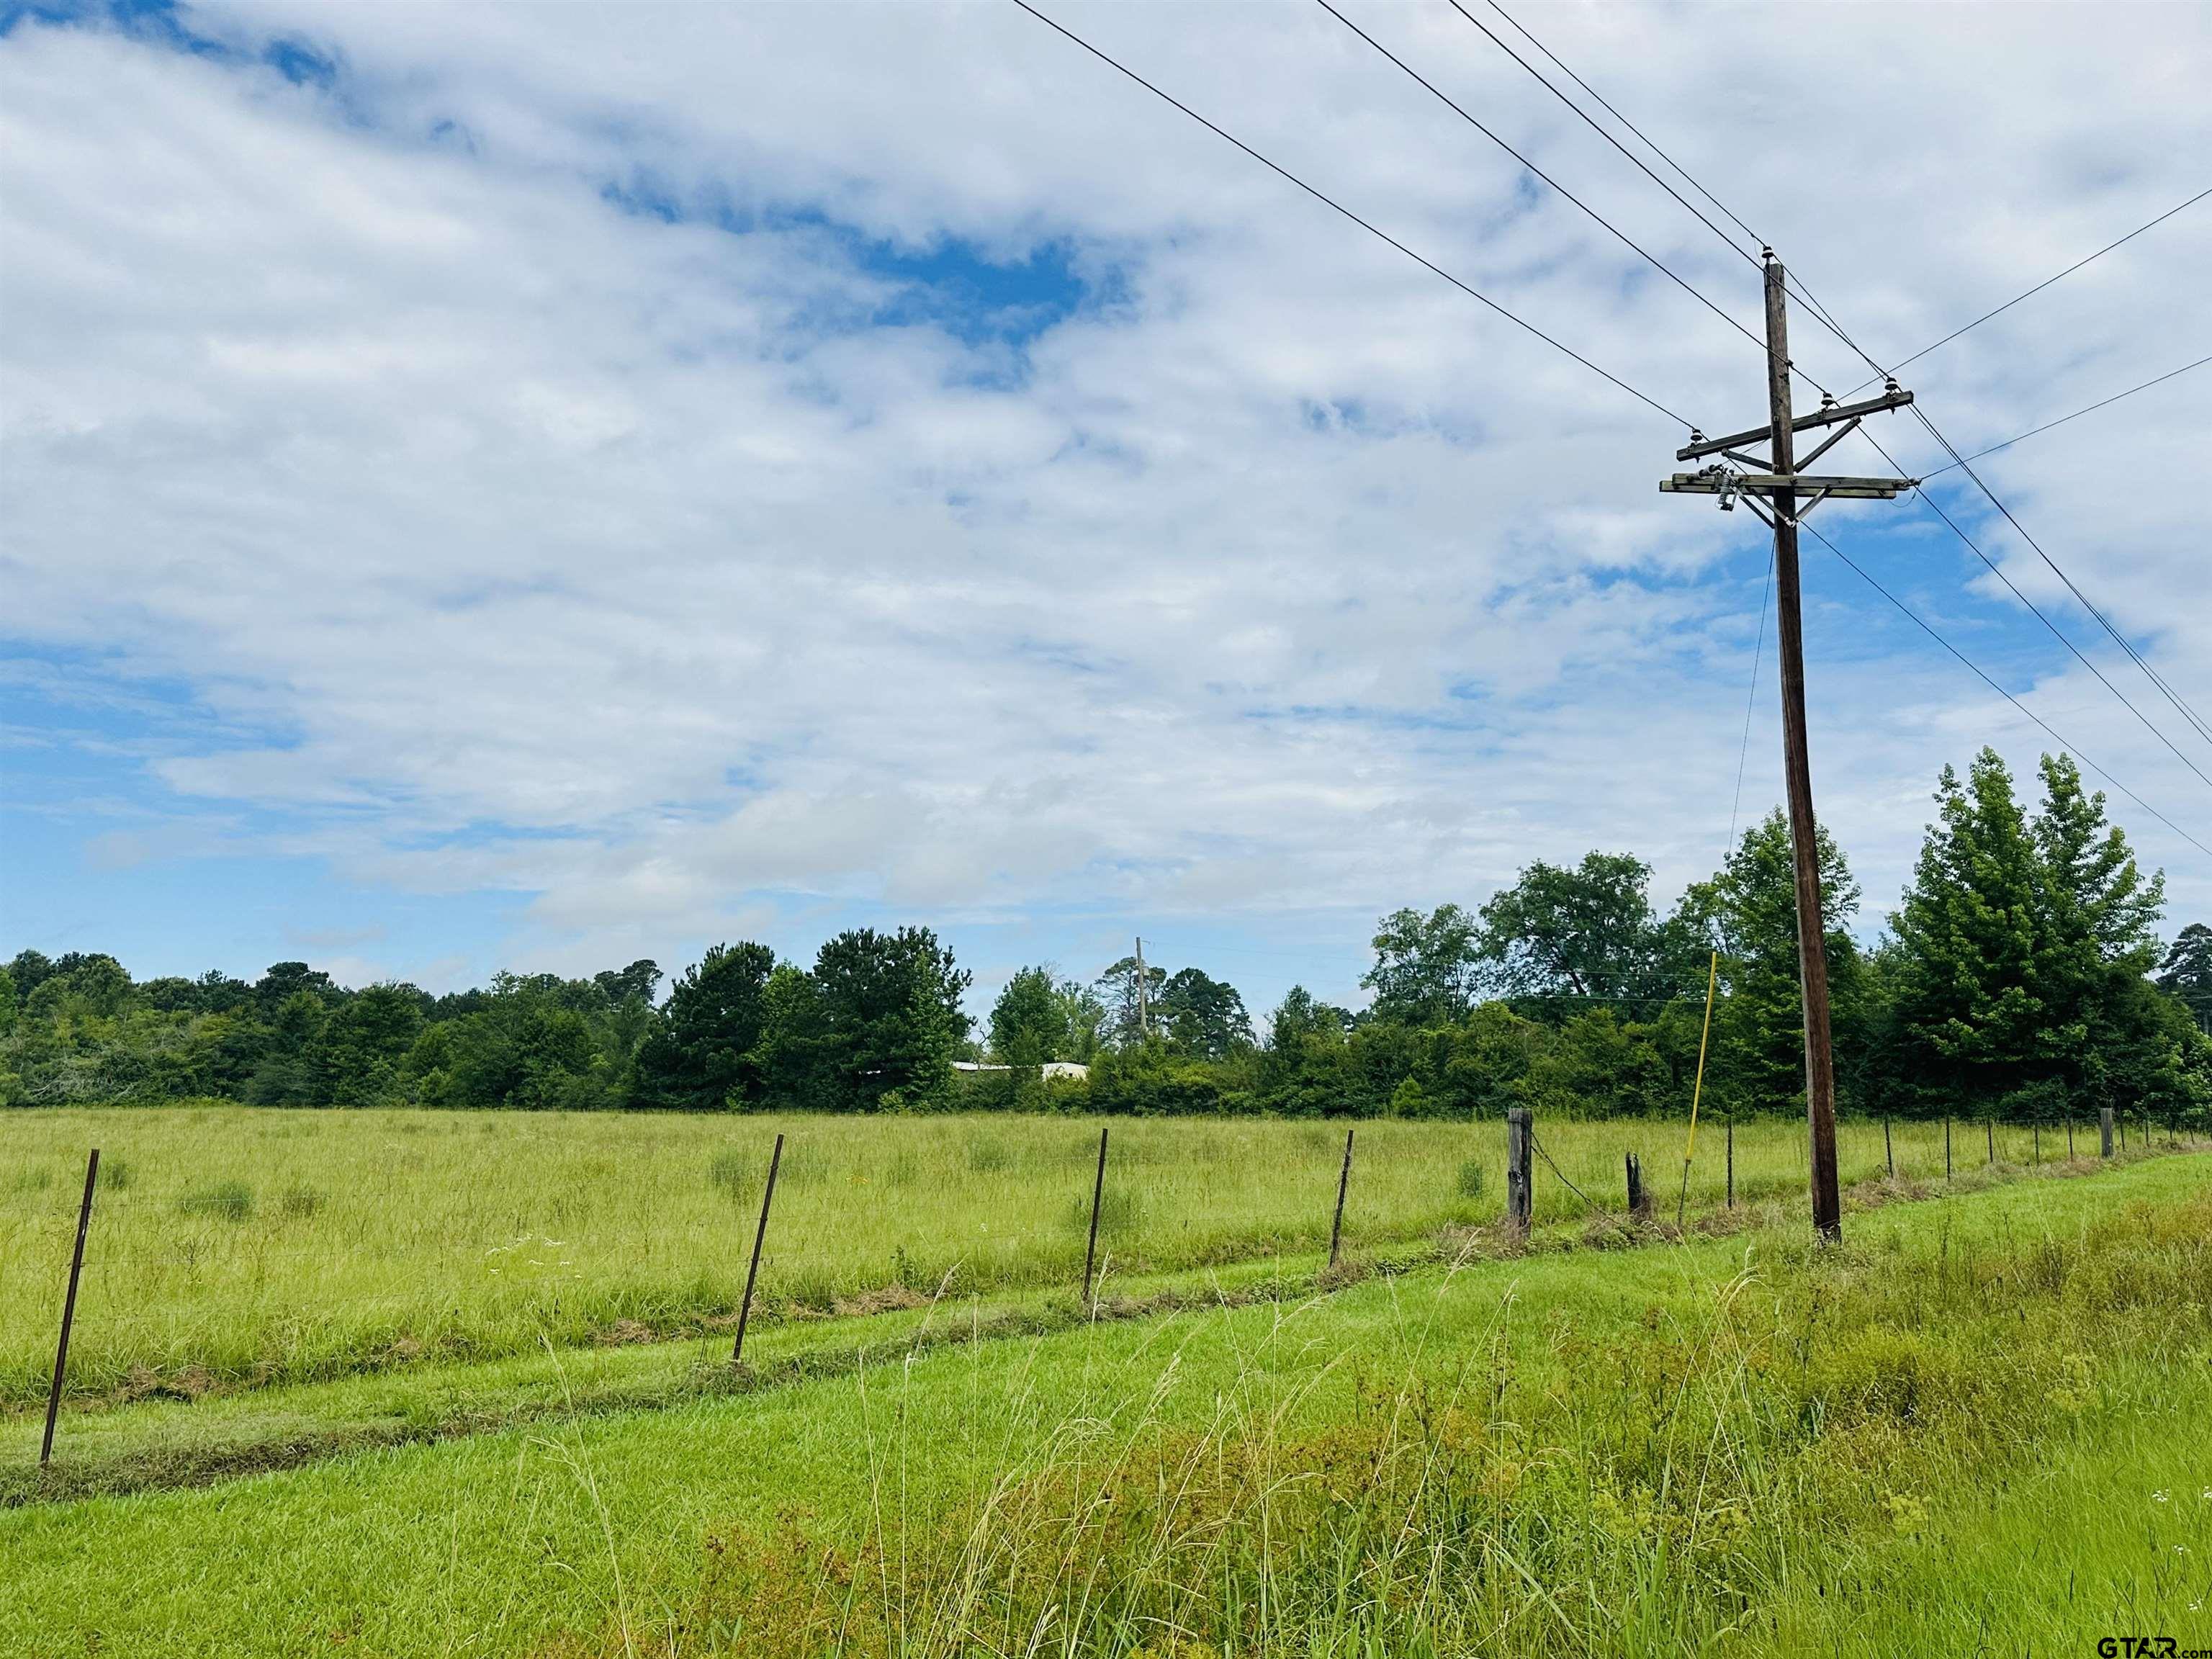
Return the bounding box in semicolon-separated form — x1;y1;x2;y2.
731;1133;783;1367
1082;1125;1109;1307
40;1149;99;1467
1328;1128;1354;1267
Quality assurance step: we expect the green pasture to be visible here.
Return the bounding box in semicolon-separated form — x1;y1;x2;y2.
0;1105;2114;1405
0;1152;2204;1656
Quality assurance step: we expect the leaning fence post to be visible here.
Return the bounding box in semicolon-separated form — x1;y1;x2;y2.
2067;1114;2074;1159
1082;1125;1110;1308
2099;1106;2115;1159
1506;1108;1532;1233
1327;1128;1354;1267
1884;1118;1894;1179
1986;1119;1995;1166
41;1148;99;1467
731;1133;783;1367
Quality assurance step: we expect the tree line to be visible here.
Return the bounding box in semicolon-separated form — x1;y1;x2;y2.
5;749;2208;1123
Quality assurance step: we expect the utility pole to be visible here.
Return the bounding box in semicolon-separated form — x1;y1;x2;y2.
1133;935;1149;1041
1661;252;1917;1245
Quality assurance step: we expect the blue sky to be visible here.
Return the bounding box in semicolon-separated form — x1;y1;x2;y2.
4;1;2208;1017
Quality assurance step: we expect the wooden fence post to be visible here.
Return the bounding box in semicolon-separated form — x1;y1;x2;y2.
1883;1118;1893;1179
1625;1151;1649;1220
41;1149;99;1467
1328;1128;1354;1267
1986;1119;1995;1166
2033;1122;2041;1166
2067;1115;2074;1159
731;1133;783;1367
1506;1108;1532;1233
2099;1107;2114;1159
1082;1125;1110;1308
1945;1118;1952;1181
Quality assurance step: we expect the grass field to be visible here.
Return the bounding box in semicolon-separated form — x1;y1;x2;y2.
0;1105;2116;1406
1;1146;2206;1656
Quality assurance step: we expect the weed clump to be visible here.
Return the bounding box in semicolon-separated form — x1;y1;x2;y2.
179;1182;253;1222
709;1150;759;1202
278;1185;324;1220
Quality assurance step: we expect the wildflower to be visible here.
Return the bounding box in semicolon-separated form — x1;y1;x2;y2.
2154;1490;2170;1503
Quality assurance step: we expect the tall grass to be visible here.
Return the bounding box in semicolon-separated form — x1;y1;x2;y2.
669;1185;2212;1656
0;1105;2162;1406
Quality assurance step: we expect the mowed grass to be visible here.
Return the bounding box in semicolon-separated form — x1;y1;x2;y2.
0;1154;2205;1657
0;1105;2133;1406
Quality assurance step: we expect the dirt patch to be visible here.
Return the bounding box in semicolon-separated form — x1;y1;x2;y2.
832;1284;930;1319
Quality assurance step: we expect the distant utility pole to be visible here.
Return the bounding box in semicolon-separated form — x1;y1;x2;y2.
1661;253;1917;1244
1133;935;1149;1041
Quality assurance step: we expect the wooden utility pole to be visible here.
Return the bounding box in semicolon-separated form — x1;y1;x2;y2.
1761;260;1843;1244
1660;253;1917;1247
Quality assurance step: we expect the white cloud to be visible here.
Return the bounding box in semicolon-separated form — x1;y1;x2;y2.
4;2;2208;993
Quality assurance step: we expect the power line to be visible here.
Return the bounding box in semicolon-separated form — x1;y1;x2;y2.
1725;549;1774;857
1843;185;2212;395
1010;0;1696;429
1899;410;2212;751
1452;0;1758;267
1922;354;2212;477
1314;0;1766;359
1845;419;2212;781
1800;518;2212;860
1020;2;2205;857
1444;4;2212;794
1451;0;1850;402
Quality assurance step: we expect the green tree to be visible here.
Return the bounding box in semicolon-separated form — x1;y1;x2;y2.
752;964;835;1110
1361;905;1481;1027
1689;809;1866;1115
2028;752;2164;1084
813;927;972;1110
256;961;338;1012
1889;750;2051;1110
1477;854;1694;1018
593;959;662;1009
310;983;427;1107
634;943;776;1110
246;989;331;1105
989;966;1069;1066
1094;956;1167;1049
2158;923;2212;1032
1053;976;1107;1062
1155;966;1252;1059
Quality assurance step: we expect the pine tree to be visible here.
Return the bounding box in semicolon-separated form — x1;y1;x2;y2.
1889;749;2045;1107
2027;752;2164;1088
1690;808;1863;1114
